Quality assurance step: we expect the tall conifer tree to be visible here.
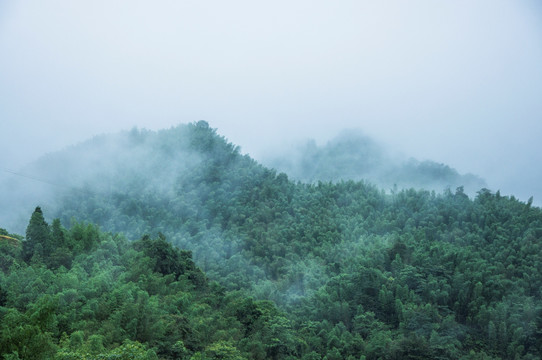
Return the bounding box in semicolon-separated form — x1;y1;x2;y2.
23;206;52;262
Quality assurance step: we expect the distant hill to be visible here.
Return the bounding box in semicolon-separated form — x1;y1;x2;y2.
263;129;486;194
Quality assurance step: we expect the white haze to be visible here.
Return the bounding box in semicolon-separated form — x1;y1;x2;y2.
1;0;541;204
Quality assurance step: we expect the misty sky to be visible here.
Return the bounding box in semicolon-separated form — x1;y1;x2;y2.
1;0;541;203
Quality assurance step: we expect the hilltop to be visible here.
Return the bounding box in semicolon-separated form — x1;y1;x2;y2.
263;129;485;194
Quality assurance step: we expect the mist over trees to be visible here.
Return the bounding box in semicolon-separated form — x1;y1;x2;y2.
263;130;486;195
1;122;542;359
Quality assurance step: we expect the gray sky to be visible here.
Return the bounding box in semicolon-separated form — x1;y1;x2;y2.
1;0;541;202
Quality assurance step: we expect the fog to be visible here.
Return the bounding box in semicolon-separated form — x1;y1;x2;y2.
263;129;487;197
1;0;542;203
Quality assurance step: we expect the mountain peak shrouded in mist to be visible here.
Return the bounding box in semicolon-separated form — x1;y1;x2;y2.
0;122;246;233
263;129;486;195
1;123;486;233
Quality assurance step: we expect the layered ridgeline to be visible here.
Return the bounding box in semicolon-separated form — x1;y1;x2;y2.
1;121;542;359
262;130;485;194
1;124;484;234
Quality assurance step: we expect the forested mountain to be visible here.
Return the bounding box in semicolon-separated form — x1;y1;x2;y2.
262;130;485;195
1;121;541;359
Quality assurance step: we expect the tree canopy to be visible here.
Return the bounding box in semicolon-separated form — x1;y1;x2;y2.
1;122;541;359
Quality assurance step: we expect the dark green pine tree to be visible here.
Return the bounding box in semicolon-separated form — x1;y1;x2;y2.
23;206;52;263
49;218;73;269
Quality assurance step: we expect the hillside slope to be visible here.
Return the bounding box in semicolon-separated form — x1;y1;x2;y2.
1;122;541;358
0;210;298;359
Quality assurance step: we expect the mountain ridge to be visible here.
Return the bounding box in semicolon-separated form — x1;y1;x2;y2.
1;121;542;358
1;122;488;234
262;129;486;196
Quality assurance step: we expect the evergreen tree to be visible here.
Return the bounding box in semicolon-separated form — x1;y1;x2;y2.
23;207;52;263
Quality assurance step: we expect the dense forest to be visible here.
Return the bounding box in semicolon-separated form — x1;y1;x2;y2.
1;122;541;359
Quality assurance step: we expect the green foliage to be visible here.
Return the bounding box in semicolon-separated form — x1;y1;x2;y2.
1;209;300;359
2;123;542;359
193;340;247;360
133;234;206;286
23;207;52;263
